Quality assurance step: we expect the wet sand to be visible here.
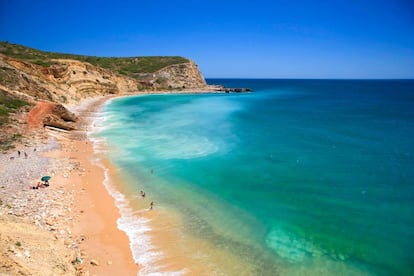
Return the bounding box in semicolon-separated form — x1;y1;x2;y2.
63;96;139;275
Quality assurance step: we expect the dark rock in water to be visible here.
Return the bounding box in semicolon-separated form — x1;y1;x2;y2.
212;85;252;93
225;87;251;93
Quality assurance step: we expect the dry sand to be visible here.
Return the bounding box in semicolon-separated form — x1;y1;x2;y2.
0;96;138;275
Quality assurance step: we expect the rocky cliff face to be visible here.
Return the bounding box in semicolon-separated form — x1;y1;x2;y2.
152;60;207;89
0;55;134;103
0;53;209;104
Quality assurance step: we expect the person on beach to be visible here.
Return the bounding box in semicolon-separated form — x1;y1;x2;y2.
24;152;28;159
30;182;43;189
17;150;21;157
140;191;146;198
150;201;154;210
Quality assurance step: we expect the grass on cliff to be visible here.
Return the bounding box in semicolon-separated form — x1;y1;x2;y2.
0;90;29;125
0;41;189;77
0;89;30;152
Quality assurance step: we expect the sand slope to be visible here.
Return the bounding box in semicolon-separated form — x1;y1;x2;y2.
0;215;76;275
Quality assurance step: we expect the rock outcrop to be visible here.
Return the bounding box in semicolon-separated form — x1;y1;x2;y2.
151;60;207;89
52;103;78;122
27;102;77;131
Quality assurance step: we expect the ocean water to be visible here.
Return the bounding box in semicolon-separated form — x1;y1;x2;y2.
92;79;414;275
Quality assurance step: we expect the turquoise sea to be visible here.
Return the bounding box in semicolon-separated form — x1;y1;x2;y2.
92;79;414;275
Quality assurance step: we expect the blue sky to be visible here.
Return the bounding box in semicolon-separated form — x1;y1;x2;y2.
1;0;413;78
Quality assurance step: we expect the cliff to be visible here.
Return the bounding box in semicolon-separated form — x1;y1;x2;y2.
0;41;210;104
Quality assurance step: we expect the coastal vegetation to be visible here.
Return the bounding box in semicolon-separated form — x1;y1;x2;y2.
0;89;29;126
0;89;30;151
0;41;189;79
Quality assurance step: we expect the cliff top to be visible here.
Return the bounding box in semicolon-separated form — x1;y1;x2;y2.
0;41;190;80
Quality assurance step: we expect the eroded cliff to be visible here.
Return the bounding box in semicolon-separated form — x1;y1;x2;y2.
0;56;208;105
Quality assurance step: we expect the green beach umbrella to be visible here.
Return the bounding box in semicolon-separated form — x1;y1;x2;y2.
41;176;51;182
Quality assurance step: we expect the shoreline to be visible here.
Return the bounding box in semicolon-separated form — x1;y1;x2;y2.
87;94;260;275
64;95;139;274
0;95;139;275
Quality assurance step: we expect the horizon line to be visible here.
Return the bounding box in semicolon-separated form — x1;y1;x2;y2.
205;77;414;80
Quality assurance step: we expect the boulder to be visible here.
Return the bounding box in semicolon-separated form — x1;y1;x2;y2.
52;104;78;122
43;114;77;131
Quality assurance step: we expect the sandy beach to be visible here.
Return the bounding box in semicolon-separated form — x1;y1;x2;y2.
0;96;138;275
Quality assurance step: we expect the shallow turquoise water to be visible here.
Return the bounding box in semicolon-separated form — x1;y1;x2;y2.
96;80;414;275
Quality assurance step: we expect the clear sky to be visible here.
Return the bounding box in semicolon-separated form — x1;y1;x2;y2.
1;0;413;78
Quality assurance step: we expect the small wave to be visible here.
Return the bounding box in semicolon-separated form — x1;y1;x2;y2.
138;269;188;276
100;166;161;266
88;136;107;154
90;147;188;275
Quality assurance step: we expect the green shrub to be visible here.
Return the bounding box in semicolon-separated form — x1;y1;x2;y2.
0;95;28;125
12;133;22;140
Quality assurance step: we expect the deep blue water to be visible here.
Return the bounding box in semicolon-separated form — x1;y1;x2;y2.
97;79;414;275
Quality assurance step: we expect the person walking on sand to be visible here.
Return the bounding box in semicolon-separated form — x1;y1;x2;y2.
140;190;146;198
24;152;28;159
150;201;154;210
17;150;21;157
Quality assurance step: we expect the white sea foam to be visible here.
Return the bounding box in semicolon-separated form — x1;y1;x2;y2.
89;133;187;275
87;104;175;273
125;96;240;161
138;269;188;276
87;110;120;154
150;134;219;160
87;128;107;155
86;110;106;136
